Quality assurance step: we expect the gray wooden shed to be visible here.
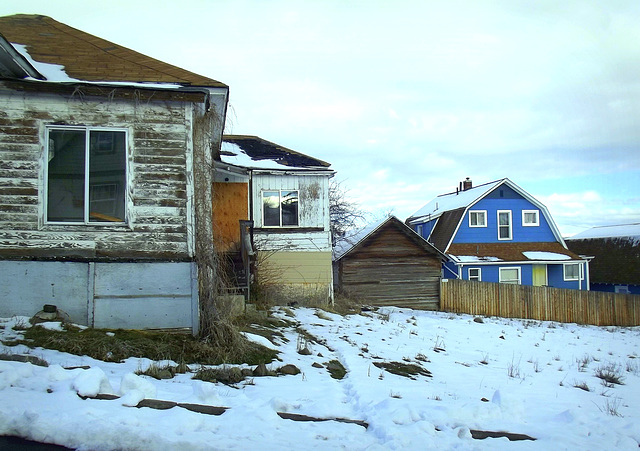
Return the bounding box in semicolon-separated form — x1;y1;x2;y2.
334;216;445;309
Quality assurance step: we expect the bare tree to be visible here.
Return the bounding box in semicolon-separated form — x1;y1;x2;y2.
329;179;367;248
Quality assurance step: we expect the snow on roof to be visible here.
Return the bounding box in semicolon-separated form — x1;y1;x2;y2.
451;255;502;263
220;141;294;170
522;251;572;261
220;136;333;172
567;223;640;241
13;43;183;89
407;179;503;223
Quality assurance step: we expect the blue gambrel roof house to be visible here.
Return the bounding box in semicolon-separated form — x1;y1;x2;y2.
406;178;590;290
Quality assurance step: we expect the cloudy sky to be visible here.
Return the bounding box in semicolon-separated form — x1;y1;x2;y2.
2;0;639;235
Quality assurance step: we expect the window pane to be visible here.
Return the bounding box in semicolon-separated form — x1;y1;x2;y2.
564;264;579;280
499;227;510;239
500;268;519;284
281;190;299;226
47;129;86;222
477;213;485;226
89;131;126;222
263;191;280;226
499;212;510;226
524;211;538;225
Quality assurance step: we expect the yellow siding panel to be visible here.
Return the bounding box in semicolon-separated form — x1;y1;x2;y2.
257;251;332;284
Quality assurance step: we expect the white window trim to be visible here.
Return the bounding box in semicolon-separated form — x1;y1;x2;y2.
469;210;487;228
44;126;129;225
416;224;423;236
261;189;300;228
522;210;540;227
497;210;512;241
563;262;582;281
499;266;521;284
468;267;481;281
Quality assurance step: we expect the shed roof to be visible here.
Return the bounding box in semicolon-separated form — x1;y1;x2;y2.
0;14;226;88
334;216;446;261
220;135;333;171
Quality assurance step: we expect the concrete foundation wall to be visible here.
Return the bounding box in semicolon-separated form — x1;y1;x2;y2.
0;260;197;331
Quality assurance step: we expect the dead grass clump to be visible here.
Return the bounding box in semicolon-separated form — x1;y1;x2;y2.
20;322;278;365
594;363;625;386
193;366;245;385
373;361;432;379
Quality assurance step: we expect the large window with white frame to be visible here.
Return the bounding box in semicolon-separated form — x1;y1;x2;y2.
468;268;481;281
499;267;521;284
522;210;539;226
469;210;487;227
497;210;512;240
563;263;581;281
262;190;299;227
46;127;127;224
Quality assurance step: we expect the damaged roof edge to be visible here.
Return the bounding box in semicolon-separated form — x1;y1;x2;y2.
0;34;44;80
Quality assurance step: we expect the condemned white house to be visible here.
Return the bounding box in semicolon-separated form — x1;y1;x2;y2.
213;135;335;303
0;15;228;332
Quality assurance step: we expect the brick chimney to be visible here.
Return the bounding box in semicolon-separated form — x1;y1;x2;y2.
462;177;472;191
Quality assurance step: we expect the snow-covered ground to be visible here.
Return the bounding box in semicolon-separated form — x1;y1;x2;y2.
1;307;639;450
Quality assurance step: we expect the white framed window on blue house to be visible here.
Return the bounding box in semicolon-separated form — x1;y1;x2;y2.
563;263;581;281
468;268;481;281
45;126;127;224
262;190;299;227
469;210;487;227
416;224;423;236
497;210;512;240
499;267;520;284
522;210;539;226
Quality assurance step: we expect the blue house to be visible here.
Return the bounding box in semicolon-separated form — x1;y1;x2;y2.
406;178;590;290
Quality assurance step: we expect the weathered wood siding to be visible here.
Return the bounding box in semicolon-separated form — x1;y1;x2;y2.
339;226;441;309
0;87;194;260
441;278;640;326
251;173;332;253
252;173;330;230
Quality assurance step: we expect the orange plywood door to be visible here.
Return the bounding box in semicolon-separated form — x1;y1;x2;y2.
212;182;249;252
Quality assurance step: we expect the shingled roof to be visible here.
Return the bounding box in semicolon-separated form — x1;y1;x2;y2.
0;14;226;88
448;242;583;263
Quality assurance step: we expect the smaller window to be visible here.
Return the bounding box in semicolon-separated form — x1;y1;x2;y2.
499;267;521;284
469;210;487;227
497;210;512;240
522;210;539;226
468;268;481;281
416;224;423;236
563;263;581;281
262;190;299;227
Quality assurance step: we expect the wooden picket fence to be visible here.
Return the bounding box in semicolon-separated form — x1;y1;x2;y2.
440;278;640;326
